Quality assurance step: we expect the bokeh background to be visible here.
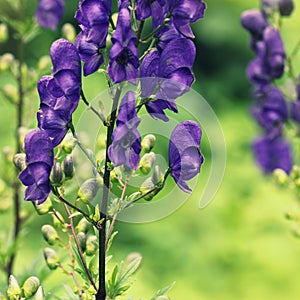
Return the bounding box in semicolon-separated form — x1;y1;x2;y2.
1;0;300;299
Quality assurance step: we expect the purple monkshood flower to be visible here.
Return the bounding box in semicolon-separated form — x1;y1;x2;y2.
35;0;65;30
37;39;81;147
169;121;204;193
140;38;196;121
108;8;139;83
253;136;292;174
19;130;54;204
108;91;141;170
278;0;294;16
252;85;288;138
135;0;167;28
167;0;206;38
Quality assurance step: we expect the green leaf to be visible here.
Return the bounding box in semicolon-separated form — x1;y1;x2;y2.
119;256;142;282
106;231;118;252
71;245;89;283
150;282;176;300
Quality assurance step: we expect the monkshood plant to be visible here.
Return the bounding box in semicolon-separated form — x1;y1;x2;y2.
241;0;300;236
9;0;206;299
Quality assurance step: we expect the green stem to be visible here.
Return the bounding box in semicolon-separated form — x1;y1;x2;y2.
139;18;170;44
135;20;145;46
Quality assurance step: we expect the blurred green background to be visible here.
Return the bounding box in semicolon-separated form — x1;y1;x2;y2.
1;0;300;299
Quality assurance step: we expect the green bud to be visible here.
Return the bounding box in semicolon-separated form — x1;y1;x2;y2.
110;167;122;183
139;152;156;174
2;146;13;162
152;165;164;185
290;165;300;180
7;275;21;300
141;134;156;153
156;296;170;300
62;23;76;43
50;162;64;186
41;225;58;245
22;276;40;298
35;198;52;215
140;178;156;201
0;23;8;43
61;133;76;153
37;56;51;71
77;232;87;253
273;168;289;186
3;84;18;103
32;286;46;300
78;178;100;203
51;211;65;228
13;153;26;172
0;53;14;71
43;248;59;270
63;155;74;180
285;205;300;221
18;127;29;148
76;217;91;233
86;235;97;256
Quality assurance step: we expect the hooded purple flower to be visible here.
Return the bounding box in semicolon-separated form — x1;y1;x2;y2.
169;121;203;193
135;0;167;28
35;0;65;30
253;136;292;174
108;8;139;83
252;85;288;138
167;0;206;38
19;130;54;204
37;39;81;147
140;38;196;121
108;92;141;169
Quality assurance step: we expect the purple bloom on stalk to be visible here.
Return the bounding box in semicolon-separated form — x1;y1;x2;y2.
108;8;139;83
140;38;196;121
19;130;54;204
108;91;141;170
278;0;294;16
169;121;204;193
253;136;292;174
35;0;65;30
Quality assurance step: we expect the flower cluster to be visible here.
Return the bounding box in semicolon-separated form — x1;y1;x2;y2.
19;39;81;203
35;0;65;30
241;0;294;174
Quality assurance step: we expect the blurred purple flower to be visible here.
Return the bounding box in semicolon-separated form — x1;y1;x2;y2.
19;130;54;204
108;8;139;83
169;121;204;193
279;0;294;16
35;0;65;30
108;91;141;170
253;136;292;174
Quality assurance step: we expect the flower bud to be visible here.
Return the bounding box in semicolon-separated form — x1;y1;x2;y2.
279;0;294;16
13;153;26;172
285;204;300;221
152;165;164;185
110;167;122;183
7;275;21;300
50;162;64;186
86;235;97;256
0;53;14;70
139;152;156;175
32;286;46;300
18;127;29;147
51;211;65;228
273;168;288;186
3;84;18;103
61;133;76;153
35;198;52;215
156;296;170;300
43;248;59;270
140;178;156;201
63;155;74;180
62;23;76;43
2;146;13;162
76;217;91;233
41;225;58;245
290;165;300;180
78;178;100;203
77;232;87;253
22;276;40;298
0;23;8;43
37;56;51;71
141;134;156;153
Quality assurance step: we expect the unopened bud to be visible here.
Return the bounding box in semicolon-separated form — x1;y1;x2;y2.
7;275;21;300
273;168;288;186
35;198;52;215
110;167;122;183
22;276;40;298
18;127;29;147
43;248;59;270
78;178;100;203
77;232;87;253
3;84;18;103
279;0;294;16
13;153;26;171
32;286;46;300
2;146;13;162
76;217;91;233
63;155;74;180
290;165;300;180
51;211;65;228
61;133;76;153
41;225;58;245
0;23;8;43
140;178;156;201
139;152;156;175
285;205;300;221
152;165;164;185
62;23;76;43
37;56;51;71
50;162;64;186
156;296;170;300
0;53;14;70
86;235;97;256
141;134;156;153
